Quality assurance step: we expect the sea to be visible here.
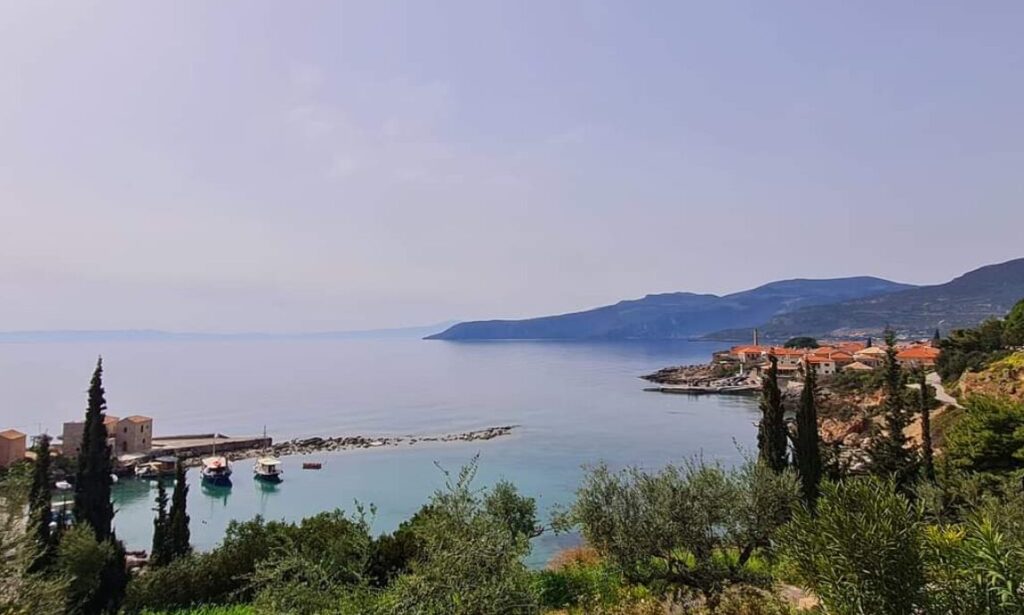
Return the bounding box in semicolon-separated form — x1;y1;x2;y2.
1;338;759;567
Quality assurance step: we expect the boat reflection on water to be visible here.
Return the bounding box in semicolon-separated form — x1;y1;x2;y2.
200;481;231;507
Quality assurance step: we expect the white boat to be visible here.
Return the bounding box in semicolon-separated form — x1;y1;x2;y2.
253;457;282;483
200;456;232;487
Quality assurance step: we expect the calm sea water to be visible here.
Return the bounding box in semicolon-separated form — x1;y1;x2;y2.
1;338;758;566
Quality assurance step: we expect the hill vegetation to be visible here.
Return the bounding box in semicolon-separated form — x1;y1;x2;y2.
429;277;912;340
709;257;1024;341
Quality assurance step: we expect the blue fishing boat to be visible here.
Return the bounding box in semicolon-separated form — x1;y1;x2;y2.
200;455;232;487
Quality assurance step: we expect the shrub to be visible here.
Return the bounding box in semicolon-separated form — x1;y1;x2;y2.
945;396;1024;474
778;477;925;615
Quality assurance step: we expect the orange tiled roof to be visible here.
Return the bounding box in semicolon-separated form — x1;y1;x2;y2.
122;415;152;423
732;345;766;354
829;351;854;361
897;346;941;359
805;356;836;364
768;347;806;356
0;429;26;439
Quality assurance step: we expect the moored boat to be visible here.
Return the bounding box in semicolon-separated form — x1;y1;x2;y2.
253;457;282;483
200;456;232;486
135;456;178;480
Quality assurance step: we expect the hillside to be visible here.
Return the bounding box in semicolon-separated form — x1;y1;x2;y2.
704;258;1024;341
427;277;912;340
957;352;1024;404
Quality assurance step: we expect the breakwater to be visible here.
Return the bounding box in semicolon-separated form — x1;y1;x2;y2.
184;425;518;465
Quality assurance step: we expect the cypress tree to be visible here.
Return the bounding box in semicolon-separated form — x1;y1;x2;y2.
27;434;55;571
167;461;191;560
867;331;919;489
917;370;936;483
757;355;788;473
794;365;822;507
73;357;116;541
150;479;170;566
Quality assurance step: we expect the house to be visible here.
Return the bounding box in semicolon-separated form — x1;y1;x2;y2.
115;416;153;454
62;414;153;457
731;345;767;363
802;355;837;377
827;351;855;366
853;346;887;367
0;429;27;468
843;361;875;372
768;347;805;369
896;345;941;368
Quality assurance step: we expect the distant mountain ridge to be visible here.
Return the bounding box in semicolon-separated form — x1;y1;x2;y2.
705;257;1024;341
0;322;457;343
427;277;914;341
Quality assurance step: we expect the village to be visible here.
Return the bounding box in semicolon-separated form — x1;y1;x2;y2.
642;331;942;393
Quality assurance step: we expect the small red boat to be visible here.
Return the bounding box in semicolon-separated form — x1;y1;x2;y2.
302;462;322;470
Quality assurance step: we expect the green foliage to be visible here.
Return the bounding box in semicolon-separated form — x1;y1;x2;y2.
867;332;919;490
783;336;818;349
57;525;126;615
0;471;68;615
167;462;191;561
559;459;799;601
1005;298;1024;347
757;357;787;474
139;608;256;615
73;358;116;542
150;479;171;567
923;517;1024;614
918;371;937;482
378;460;538;614
125;510;373;613
778;477;925;615
534;560;625;610
938;316;1013;382
793;366;822;506
27;434;57;573
945;396;1024;474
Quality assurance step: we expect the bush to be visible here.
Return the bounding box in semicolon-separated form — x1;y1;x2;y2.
778;477;925;615
534;560;624;609
124;511;372;613
557;459;799;601
944;396;1024;474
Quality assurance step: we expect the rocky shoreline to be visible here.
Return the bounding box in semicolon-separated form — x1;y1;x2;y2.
182;425;518;466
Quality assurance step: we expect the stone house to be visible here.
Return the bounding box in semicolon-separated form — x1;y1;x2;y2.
0;429;27;468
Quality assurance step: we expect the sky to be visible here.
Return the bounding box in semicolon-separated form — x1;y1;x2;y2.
1;1;1022;332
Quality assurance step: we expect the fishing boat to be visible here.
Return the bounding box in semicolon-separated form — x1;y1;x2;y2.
302;461;322;470
201;455;232;486
135;456;178;480
253;457;282;482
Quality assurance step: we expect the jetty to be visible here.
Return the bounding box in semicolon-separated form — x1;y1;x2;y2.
644;385;759;396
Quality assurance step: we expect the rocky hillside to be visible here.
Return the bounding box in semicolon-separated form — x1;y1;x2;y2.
957;352;1024;404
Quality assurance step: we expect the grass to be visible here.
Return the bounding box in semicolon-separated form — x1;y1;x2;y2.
142;606;255;615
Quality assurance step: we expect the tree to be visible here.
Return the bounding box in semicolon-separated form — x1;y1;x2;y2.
1;467;68;614
167;461;191;561
779;477;926;615
150;479;170;567
784;336;819;349
794;366;822;507
27;434;56;572
1005;298;1024;347
73;358;115;542
379;461;538;614
757;356;788;474
559;459;799;604
917;371;936;483
867;332;918;490
944;396;1024;474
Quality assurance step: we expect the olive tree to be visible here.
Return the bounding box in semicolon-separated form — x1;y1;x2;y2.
558;459;799;602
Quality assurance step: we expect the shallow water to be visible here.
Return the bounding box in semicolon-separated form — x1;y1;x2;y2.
2;338;759;566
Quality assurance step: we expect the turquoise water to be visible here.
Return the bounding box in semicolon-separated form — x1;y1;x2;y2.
2;338;759;566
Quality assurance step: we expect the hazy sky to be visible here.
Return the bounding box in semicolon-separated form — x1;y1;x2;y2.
2;2;1022;332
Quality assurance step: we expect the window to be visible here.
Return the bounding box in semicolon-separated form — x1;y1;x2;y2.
140;425;144;433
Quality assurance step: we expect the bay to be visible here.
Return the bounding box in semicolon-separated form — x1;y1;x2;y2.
1;338;759;566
